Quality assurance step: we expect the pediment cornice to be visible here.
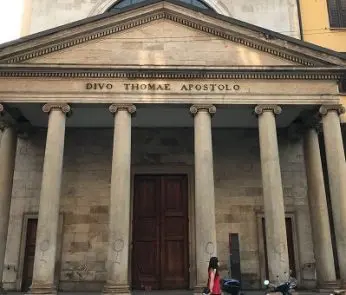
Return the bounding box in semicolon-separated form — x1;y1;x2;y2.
0;1;345;67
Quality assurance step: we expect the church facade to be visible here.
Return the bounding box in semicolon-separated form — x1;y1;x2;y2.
0;0;346;294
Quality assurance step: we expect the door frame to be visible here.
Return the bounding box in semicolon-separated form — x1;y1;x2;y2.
256;210;301;286
130;165;195;289
17;212;64;291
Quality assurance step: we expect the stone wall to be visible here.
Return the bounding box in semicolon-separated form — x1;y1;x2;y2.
2;127;315;291
25;0;300;39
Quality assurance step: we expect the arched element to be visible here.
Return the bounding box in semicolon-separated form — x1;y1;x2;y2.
108;0;212;11
88;0;230;16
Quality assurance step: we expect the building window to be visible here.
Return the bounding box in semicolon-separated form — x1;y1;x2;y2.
327;0;346;28
107;0;213;12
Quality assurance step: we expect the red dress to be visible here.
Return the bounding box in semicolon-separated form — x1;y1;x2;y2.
208;269;221;295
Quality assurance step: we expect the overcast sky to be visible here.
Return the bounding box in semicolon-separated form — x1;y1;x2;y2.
0;0;24;44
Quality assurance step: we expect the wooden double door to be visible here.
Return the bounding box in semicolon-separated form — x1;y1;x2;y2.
132;175;189;290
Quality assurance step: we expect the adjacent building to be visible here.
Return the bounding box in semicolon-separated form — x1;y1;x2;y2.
299;0;346;121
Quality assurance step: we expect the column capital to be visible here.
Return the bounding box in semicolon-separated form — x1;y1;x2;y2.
42;103;71;115
301;112;323;133
109;104;136;115
0;105;30;137
319;104;345;117
190;104;216;116
0;121;14;131
0;105;14;131
254;104;282;116
306;122;323;134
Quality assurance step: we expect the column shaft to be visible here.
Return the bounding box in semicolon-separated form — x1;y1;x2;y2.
303;128;336;287
103;104;135;295
255;105;289;284
0;122;17;291
190;105;217;288
29;104;70;295
320;105;346;286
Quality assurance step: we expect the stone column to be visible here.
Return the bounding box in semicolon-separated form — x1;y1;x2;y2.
254;105;289;285
303;126;336;289
0;105;17;293
29;103;70;295
190;104;217;289
103;104;136;295
319;105;346;287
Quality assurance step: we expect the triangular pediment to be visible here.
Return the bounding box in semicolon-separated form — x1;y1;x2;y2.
0;0;345;67
12;19;304;67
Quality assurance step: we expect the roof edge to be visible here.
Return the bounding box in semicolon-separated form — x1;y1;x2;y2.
0;0;345;63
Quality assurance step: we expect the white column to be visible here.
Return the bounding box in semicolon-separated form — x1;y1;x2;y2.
29;103;70;295
303;126;336;289
190;104;217;289
254;105;290;285
103;104;136;295
0;105;18;293
319;105;346;287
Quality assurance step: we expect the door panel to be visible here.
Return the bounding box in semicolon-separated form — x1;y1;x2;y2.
160;176;188;289
22;218;38;292
132;241;159;288
162;241;185;281
132;177;160;289
132;175;189;290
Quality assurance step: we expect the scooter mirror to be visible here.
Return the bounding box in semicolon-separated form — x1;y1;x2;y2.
264;280;270;286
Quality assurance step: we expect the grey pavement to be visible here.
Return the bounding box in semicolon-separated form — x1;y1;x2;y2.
3;291;337;295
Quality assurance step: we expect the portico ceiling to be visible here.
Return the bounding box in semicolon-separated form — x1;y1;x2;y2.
10;103;314;128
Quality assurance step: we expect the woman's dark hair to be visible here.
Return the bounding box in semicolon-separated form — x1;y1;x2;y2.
208;256;219;276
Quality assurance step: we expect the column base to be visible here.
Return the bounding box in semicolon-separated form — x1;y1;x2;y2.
25;283;57;295
103;283;131;295
193;284;207;295
340;280;346;290
316;280;340;292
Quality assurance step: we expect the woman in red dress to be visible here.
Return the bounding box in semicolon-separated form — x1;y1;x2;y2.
207;256;221;295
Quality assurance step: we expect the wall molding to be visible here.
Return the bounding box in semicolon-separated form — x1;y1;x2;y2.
0;67;342;80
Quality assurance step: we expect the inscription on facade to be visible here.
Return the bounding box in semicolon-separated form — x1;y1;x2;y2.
85;82;241;92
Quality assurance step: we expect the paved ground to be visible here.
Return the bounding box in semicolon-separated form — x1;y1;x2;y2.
2;292;335;294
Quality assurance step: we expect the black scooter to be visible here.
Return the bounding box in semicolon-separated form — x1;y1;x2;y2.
222;278;242;295
263;276;297;295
